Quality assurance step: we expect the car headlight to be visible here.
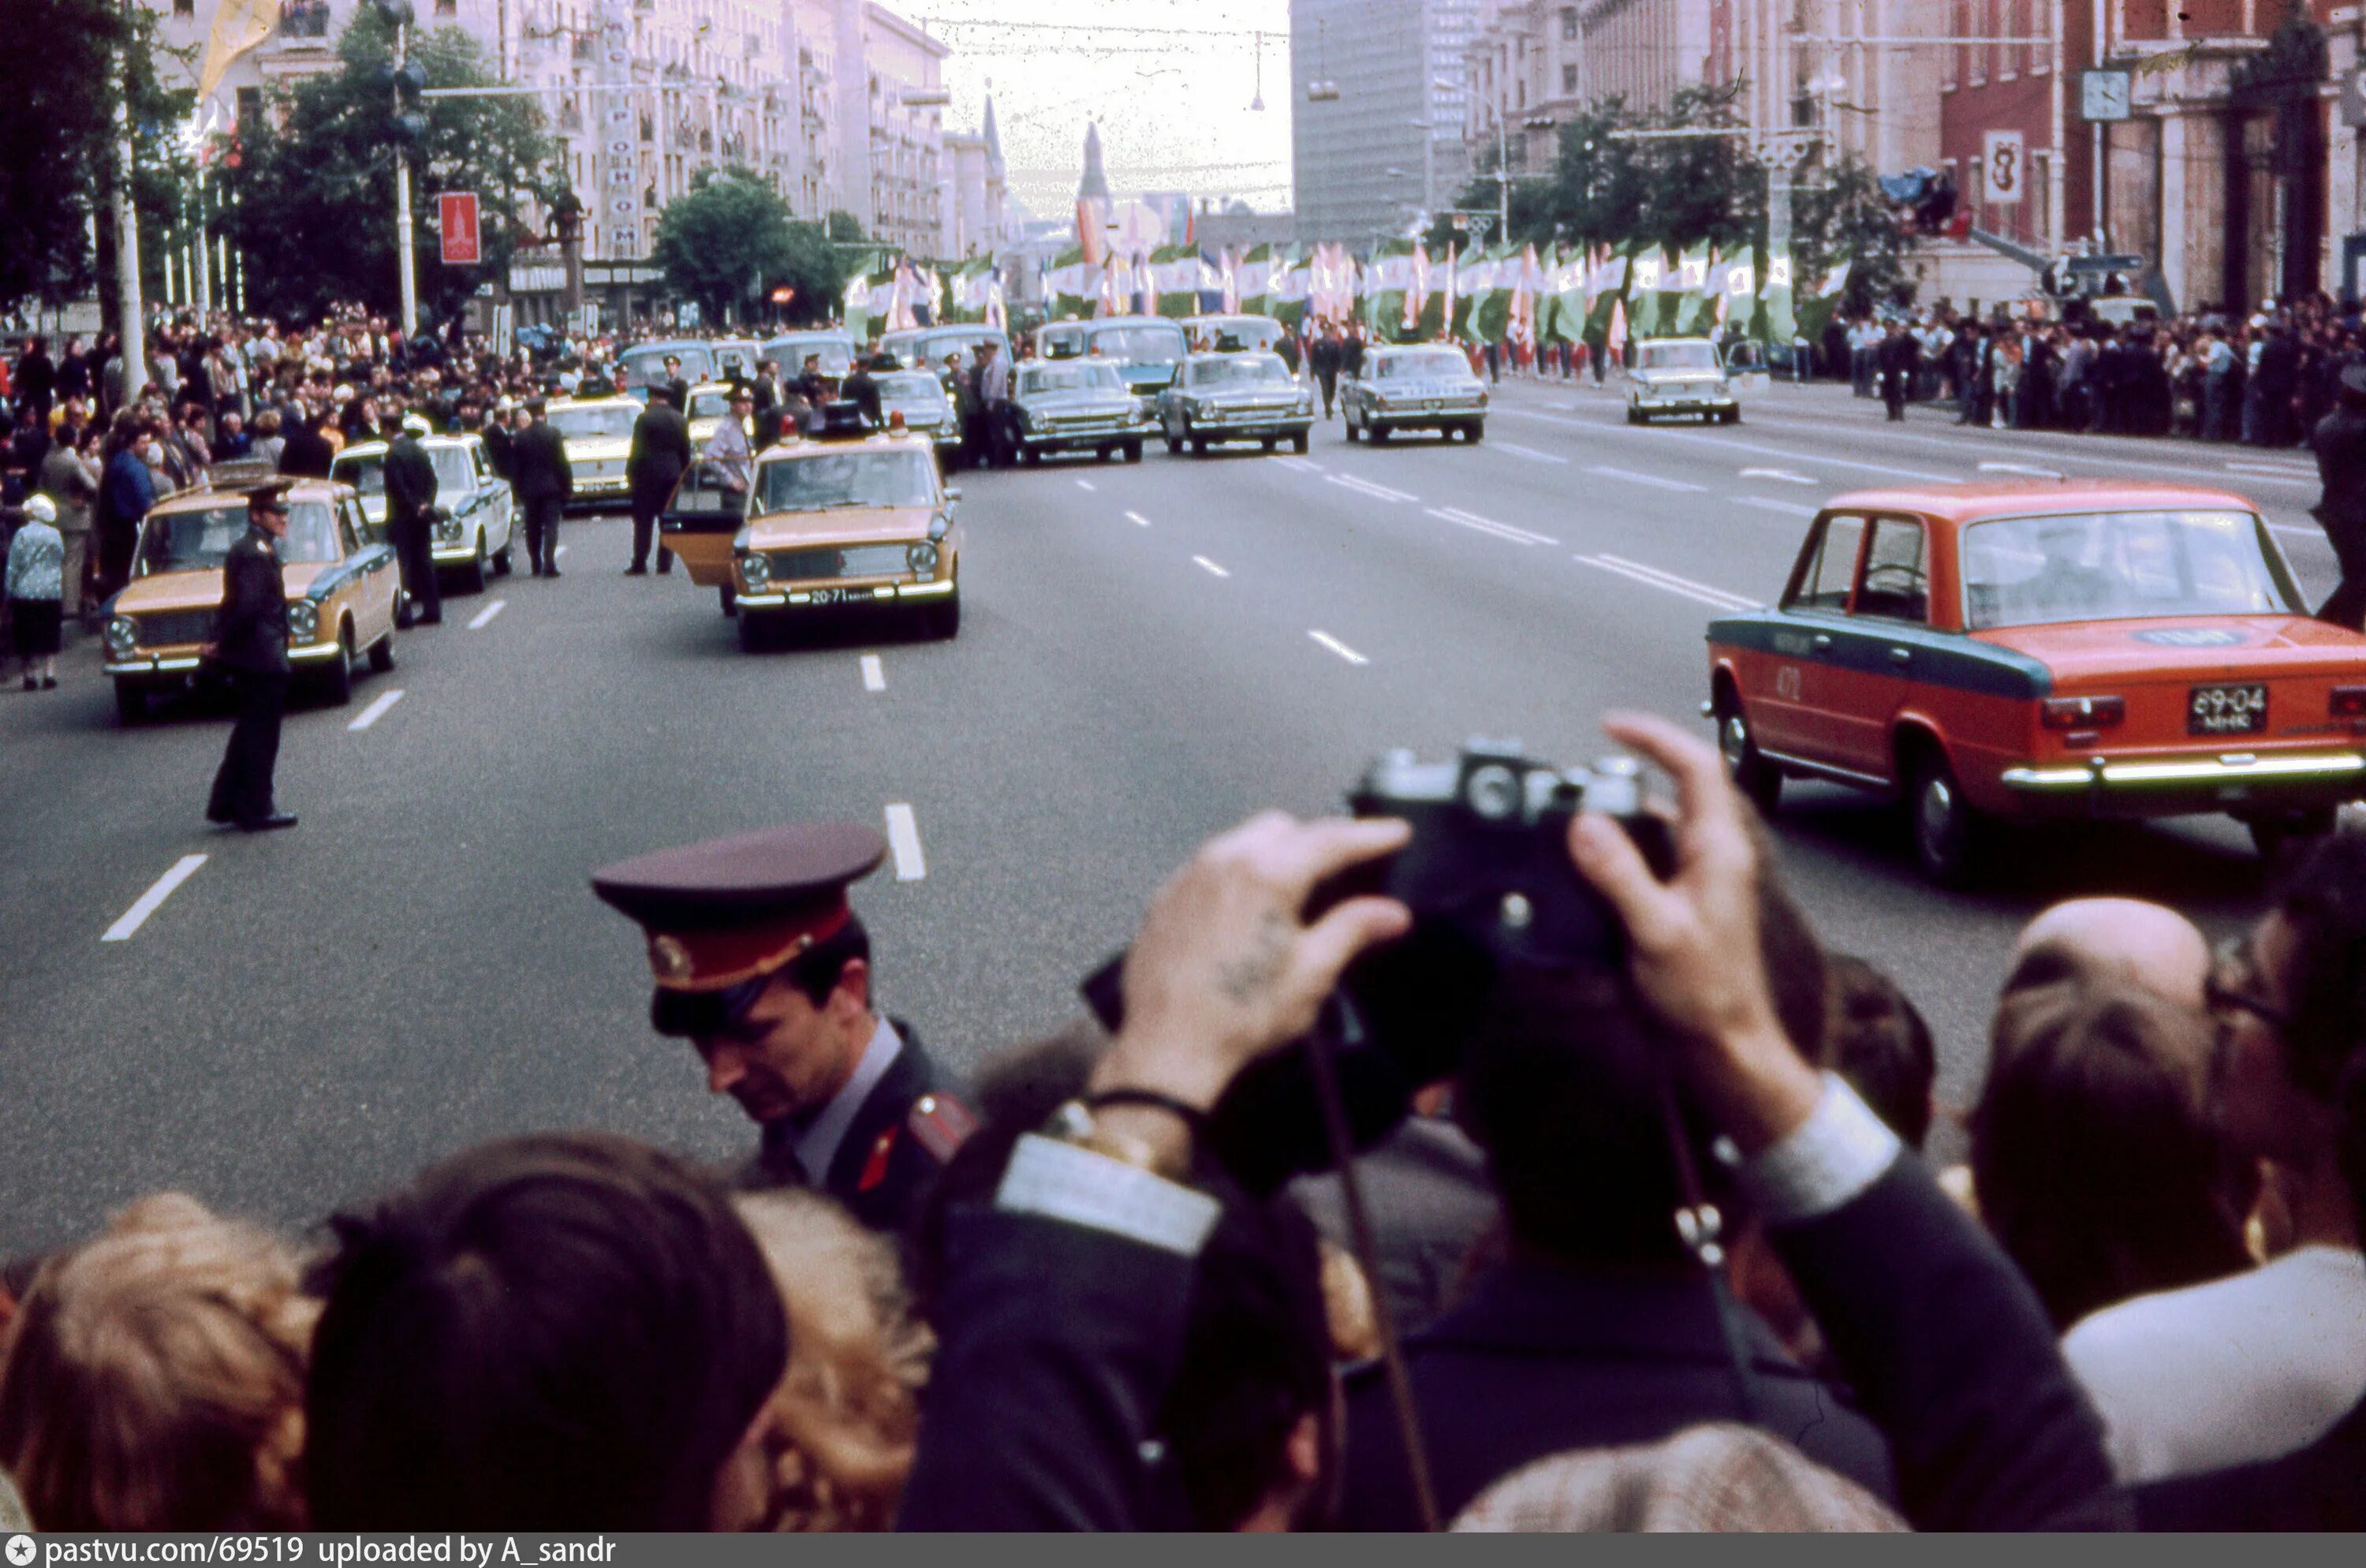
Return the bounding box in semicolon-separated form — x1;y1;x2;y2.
104;615;138;657
435;513;464;543
739;551;770;588
286;600;319;642
907;541;939;573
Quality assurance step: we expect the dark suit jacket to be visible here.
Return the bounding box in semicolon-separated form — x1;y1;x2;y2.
2312;405;2366;534
212;526;289;674
743;1021;968;1237
508;420;573;502
1336;1254;1895;1528
2134;1393;2366;1529
383;435;438;523
627;401;692;506
278;423;335;479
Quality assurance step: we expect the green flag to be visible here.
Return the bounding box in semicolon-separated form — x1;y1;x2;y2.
1270;246;1310;330
1472;245;1515;342
1364;238;1417;341
1583;248;1631;349
1790;257;1846;345
1240;243;1276;315
1669;245;1713;336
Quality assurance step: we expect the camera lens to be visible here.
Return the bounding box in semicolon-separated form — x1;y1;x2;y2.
1466;763;1521;819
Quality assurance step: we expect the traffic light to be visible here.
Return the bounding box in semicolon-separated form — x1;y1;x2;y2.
371;0;426;145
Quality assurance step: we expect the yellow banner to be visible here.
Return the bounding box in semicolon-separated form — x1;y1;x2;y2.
198;0;277;104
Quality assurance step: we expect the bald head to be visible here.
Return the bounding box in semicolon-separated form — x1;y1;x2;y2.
2006;898;2210;1013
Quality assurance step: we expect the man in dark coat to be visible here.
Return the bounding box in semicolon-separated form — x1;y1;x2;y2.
1309;326;1342;418
2310;362;2366;629
625;387;691;576
15;338;57;424
507;398;573;577
2254;323;2301;446
99;425;159;594
1878;323;1918;421
591;823;975;1237
203;483;298;832
277;405;335;478
842;355;886;431
383;413;442;626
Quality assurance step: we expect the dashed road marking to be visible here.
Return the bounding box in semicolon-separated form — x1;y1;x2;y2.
347;689;405;731
1586;465;1706;493
1124;510;1153;527
1740;466;1817;485
1327;472;1416;504
861;654;885;692
103;855;207;943
1272;456;1325;475
884;804;927;881
1495;442;1570;465
1733;496;1819;518
466;598;506;629
1192;555;1232;578
1076;478;1098;491
1425;506;1558;546
1576;553;1757;611
1308;629;1369;666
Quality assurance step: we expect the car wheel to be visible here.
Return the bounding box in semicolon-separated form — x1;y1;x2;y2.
1292;430;1309;454
924;592;961;640
1369;424;1391;443
1096;446;1114;462
2246;805;2339;864
1465;420;1485;443
1625;405;1642;424
737;611;769;653
368;625;396;674
1907;749;1982;887
1021;445;1043;466
1261;439;1276;454
1191;436;1208;455
1722;409;1741;424
493;540;513;576
1164;433;1182;454
1125;440;1144;463
719;584;737;618
319;624;356;706
114;681;147;726
1344;419;1360;443
457;532;488;595
1715;695;1782;815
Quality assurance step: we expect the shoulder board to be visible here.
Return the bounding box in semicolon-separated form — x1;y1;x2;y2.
905;1092;979;1164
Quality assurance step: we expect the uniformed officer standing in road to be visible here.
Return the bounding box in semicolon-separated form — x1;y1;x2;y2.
203;483;298;832
2311;361;2366;630
383;413;442;627
592;823;976;1234
625;387;690;577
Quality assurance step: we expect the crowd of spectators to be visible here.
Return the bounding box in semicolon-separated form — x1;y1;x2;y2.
0;709;2361;1533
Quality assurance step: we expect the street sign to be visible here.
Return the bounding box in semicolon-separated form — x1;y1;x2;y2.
2081;69;2133;122
1981;131;2026;205
438;192;481;265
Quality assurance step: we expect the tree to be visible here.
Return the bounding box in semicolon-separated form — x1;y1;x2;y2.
221;7;561;325
0;0;190;308
1793;155;1914;316
655;168;849;327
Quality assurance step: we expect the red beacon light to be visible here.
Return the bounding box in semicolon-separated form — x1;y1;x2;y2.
887;410;907;432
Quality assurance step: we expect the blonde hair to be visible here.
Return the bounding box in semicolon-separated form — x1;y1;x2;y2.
0;1194;315;1531
732;1192;932;1532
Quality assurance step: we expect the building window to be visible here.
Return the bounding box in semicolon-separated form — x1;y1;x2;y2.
1560;6;1577;40
1562;63;1577;95
1942;1;1961;90
435;0;455;13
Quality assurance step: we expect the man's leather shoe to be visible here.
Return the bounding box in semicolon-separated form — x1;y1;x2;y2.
625;563;647;575
545;566;562;578
240;812;299;832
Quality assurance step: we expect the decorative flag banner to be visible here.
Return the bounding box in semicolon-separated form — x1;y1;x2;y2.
1404;240;1431;334
1239;244;1276;314
1150;243;1200;318
1220;247;1241;314
1271;247;1311;330
1048;245;1093;319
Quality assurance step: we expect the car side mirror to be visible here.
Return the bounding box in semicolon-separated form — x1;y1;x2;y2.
944;486;963;502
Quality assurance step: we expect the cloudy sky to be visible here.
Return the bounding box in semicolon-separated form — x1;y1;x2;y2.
913;0;1293;222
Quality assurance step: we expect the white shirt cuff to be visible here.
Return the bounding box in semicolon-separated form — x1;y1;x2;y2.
995;1133;1221;1257
1739;1073;1902;1226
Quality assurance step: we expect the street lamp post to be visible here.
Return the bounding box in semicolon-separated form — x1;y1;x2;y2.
111;0;144;386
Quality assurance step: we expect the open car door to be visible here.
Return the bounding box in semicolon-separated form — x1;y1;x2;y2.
657;459;750;588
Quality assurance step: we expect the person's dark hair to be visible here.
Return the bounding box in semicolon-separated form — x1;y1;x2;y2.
781;916;870;1010
1821;954;1936;1149
1998;937;2102;998
2274;832;2366;1099
303;1133;788;1530
1458;866;1826;1264
1971;980;2253;1331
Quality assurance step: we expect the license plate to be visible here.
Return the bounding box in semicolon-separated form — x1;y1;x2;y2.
2189;683;2267;735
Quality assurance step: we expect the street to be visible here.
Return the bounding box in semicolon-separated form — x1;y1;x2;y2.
0;377;2335;1256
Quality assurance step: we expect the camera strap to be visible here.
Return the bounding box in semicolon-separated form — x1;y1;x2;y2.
1655;1070;1766;1428
1302;1014;1441;1533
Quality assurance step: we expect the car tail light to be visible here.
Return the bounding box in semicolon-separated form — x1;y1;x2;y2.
2043;696;2125;729
2332;687;2366;718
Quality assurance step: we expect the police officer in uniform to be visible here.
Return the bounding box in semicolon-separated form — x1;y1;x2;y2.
203;483;298;832
2311;360;2366;630
591;822;975;1234
383;413;442;626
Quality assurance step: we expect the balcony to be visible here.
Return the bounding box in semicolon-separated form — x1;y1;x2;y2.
275;1;330;40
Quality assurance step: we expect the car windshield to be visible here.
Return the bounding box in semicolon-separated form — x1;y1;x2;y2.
756;450;939;513
1961;510;2297;629
1374;352;1470;382
548;404;640;442
1639;342;1719;371
764;336;854;375
1021;363;1125;394
1188;355;1292;387
621;345;714;385
887;330;1000;366
879;372;947;406
688;388;733;420
1196;320;1280;349
1088;324;1185;363
136;502;339;574
1039;325;1087;359
338;449;472;494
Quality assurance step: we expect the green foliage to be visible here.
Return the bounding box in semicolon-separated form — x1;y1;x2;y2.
222;8;562;324
653;168;849;327
1793;155;1914;315
0;0;192;307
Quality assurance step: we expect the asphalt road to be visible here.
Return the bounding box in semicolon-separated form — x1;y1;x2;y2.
0;376;2337;1255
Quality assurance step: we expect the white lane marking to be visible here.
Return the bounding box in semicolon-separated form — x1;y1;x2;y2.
1506;407;1965;483
466;598;506;629
1734;496;1819;519
1075;478;1098;491
1736;405;2316;485
1425;506;1558;546
347;689;405;732
884;804;927;881
1576;553;1758;611
1740;466;1817;486
1496;441;1570;465
103;855;207;943
1272;456;1325;474
1586;464;1706;493
1327;472;1416;504
860;654;885;692
1124;510;1153;527
1308;629;1369;666
1192;554;1232;578
1979;460;2067;479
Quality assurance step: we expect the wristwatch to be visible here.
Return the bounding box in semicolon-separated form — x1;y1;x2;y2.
1047;1099;1189;1180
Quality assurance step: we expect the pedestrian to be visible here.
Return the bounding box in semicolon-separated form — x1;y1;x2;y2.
1309;326;1341;420
383;413;441;627
2201;327;2236;441
1878;322;1916;422
6;492;64;689
626;386;690;575
277;403;334;477
100;424;159;596
974;341;1012;468
508;398;572;577
37;427;100;625
2308;362;2366;630
589;822;977;1234
202;483;298;833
